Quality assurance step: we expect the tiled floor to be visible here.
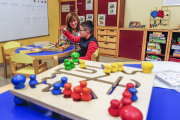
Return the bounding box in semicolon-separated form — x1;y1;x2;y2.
0;56;136;87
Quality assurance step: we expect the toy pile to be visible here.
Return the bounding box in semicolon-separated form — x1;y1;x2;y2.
20;47;42;54
171;45;180;57
149;33;166;43
178;37;180;44
147;43;161;54
129;21;145;28
145;55;161;61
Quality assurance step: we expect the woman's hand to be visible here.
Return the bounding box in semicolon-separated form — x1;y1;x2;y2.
60;27;66;33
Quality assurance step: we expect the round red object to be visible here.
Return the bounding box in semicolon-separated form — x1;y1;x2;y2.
108;99;120;117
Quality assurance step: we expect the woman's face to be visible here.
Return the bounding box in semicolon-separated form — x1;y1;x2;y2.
69;18;77;29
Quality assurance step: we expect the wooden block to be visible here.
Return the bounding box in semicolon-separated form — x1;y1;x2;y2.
98;35;107;42
99;48;116;56
107;30;117;36
98;29;107;35
106;36;116;43
10;60;155;120
33;41;50;46
99;42;116;49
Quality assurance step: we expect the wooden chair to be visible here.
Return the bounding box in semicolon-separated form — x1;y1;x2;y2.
91;48;100;62
1;41;22;78
9;53;47;78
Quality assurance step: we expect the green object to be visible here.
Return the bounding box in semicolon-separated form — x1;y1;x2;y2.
79;18;83;21
149;55;157;59
110;9;113;13
71;52;80;63
149;39;166;43
65;62;72;70
64;59;69;66
99;16;104;20
87;0;91;3
70;60;75;68
88;15;92;19
110;4;114;8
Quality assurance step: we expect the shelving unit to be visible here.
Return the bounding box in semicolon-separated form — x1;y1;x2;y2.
142;29;171;61
167;29;180;62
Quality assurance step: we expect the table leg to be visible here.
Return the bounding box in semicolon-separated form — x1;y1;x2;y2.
39;60;42;64
53;56;58;67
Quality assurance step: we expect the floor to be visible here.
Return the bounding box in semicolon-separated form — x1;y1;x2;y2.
0;56;137;87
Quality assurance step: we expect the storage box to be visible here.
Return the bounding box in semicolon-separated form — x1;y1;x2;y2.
149;39;166;43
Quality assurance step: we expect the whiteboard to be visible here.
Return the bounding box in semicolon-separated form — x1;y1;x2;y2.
163;0;180;6
0;0;49;42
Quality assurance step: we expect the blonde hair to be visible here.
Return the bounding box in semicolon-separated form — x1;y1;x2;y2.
66;12;80;33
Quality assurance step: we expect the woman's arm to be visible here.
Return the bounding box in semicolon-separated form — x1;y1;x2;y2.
63;30;81;43
79;41;98;60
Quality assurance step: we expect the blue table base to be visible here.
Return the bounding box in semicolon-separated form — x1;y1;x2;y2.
1;64;180;120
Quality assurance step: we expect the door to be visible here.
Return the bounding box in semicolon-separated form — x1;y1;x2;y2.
119;30;144;60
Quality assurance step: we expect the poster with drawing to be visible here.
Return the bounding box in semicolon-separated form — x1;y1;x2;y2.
86;14;93;22
62;4;70;12
98;14;105;26
108;2;117;15
78;16;85;23
86;0;93;10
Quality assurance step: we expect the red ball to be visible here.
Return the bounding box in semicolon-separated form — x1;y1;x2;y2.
120;105;143;120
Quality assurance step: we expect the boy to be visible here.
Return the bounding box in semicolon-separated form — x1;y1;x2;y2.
59;20;98;63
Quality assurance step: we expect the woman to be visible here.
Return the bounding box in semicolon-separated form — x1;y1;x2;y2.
58;12;81;64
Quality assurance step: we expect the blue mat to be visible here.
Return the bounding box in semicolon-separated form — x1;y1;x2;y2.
1;64;180;120
15;45;74;56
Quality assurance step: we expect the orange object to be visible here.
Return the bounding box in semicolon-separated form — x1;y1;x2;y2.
63;83;72;98
71;86;81;101
81;87;92;101
80;81;87;93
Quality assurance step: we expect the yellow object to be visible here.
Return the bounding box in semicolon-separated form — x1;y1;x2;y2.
141;62;154;74
80;60;86;69
94;48;99;57
10;53;47;78
20;48;42;54
104;64;111;75
117;62;124;71
1;41;22;78
111;63;117;72
4;41;21;50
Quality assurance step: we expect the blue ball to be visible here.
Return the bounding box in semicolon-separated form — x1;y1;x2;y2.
11;75;26;89
14;96;26;105
61;77;68;83
30;75;36;80
53;83;61;89
129;88;137;94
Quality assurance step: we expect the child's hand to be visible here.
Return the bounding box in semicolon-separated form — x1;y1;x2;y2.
60;27;66;33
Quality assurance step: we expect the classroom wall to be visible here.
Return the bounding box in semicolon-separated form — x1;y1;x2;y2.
0;0;59;63
124;0;180;29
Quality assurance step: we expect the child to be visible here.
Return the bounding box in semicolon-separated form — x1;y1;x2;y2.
59;20;98;63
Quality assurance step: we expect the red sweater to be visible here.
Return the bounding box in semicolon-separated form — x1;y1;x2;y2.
64;31;98;60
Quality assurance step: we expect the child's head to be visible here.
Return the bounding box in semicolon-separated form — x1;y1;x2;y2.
80;20;94;38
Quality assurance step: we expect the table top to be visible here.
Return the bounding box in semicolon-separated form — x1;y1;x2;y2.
1;63;180;120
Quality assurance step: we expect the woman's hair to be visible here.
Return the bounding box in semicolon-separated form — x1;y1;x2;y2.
66;12;80;33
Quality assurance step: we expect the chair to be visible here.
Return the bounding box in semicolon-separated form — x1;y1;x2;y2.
1;41;22;78
91;48;100;62
9;53;47;78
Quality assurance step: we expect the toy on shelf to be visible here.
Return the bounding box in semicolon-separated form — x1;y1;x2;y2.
149;33;166;43
129;21;145;28
20;47;42;54
146;55;161;61
147;43;161;54
178;38;180;44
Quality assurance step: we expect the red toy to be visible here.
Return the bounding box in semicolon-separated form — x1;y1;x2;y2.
71;86;81;101
63;83;72;98
125;83;135;92
120;91;132;104
119;97;132;112
108;99;120;117
81;87;92;101
120;105;143;120
80;81;87;93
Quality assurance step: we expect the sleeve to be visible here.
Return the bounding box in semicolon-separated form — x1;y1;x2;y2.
79;41;98;60
63;30;81;43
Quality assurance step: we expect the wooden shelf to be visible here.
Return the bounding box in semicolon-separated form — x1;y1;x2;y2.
146;53;165;56
147;41;166;44
171;43;180;45
169;55;180;58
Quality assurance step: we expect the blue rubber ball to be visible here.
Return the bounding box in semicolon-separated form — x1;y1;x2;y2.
11;74;26;89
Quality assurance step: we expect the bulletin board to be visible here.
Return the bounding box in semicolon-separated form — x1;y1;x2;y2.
61;1;75;25
98;0;118;26
77;0;94;22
